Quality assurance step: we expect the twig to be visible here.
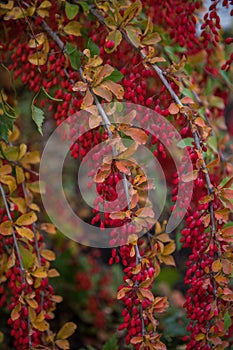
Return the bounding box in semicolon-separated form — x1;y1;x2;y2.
0;183;25;276
89;5;217;242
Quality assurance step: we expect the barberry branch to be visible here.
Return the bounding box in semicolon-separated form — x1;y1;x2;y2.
0;183;25;277
90;4;218;244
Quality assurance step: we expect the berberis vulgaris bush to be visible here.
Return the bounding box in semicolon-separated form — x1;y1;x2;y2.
0;0;232;349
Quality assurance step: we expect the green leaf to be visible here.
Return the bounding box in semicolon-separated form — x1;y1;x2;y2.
79;1;89;14
18;243;34;270
66;43;81;70
103;336;118;350
41;87;63;101
103;68;124;83
65;1;79;20
0;113;14;142
87;38;100;57
177;137;194;149
31;105;45;135
207;135;218;154
182;87;194;99
224;311;231;332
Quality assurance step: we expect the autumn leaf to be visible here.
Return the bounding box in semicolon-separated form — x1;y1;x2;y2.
0;220;12;236
56;322;77;340
63;21;81;36
15;211;37;226
15;226;34;241
168;102;180;115
122;127;148;144
101;80;124;100
94;64;114;86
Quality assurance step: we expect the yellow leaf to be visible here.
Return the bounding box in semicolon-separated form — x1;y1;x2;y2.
38;0;51;8
57;322;77;340
27;181;43;194
48;268;60;278
4;6;24;20
7;250;16;269
26;6;35;16
0;0;14;10
21;151;40;165
0;175;17;194
15;226;34;241
160;255;176;266
41;249;56;261
89;114;102;129
72;81;88;92
93;85;112;102
162;241;176;255
28;33;46;48
26;298;38;309
105;30;122;53
149;56;166;64
195;333;205;341
50;295;63;303
31;267;47;278
142;32;161;46
0;164;12;175
121;0;142;27
0;220;12;236
212;259;222;273
125;25;141;48
15;211;37;226
15;166;25;184
28;52;48;66
94;64;114;86
55;339;70;350
40;223;56;234
63;21;81;36
117;287;131;300
11;303;21;321
33;320;49;331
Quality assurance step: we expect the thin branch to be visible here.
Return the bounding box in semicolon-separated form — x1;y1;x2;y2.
90;5;217;239
0;183;25;277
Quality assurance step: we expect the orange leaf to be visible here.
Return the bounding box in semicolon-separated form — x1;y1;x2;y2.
168;102;180;115
93;85;112;102
212;259;222;273
101;80;124;99
181;96;195;104
162;241;176;255
117;287;131;300
194;117;206;127
123;127;148;144
135;207;154;218
0;220;12;236
181;170;198;182
139;288;154;301
94;64;114;85
81;89;94;108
